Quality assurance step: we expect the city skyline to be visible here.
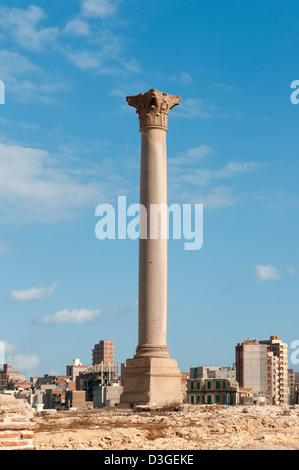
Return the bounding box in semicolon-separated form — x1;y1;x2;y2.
0;0;299;377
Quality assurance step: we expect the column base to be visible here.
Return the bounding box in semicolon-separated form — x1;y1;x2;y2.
119;355;183;407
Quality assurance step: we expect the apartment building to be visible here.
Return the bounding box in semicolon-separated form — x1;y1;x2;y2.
32;374;71;390
92;340;114;366
78;362;118;403
187;378;239;405
267;351;280;405
0;364;27;390
260;336;289;405
66;359;89;386
236;336;288;405
236;339;269;398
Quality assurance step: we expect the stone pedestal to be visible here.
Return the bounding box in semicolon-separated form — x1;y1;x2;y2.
119;357;182;406
120;89;183;407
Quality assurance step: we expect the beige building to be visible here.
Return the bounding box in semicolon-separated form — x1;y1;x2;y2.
190;366;236;381
65;390;90;410
66;359;89;384
260;336;289;405
236;336;288;406
236;339;269;399
93;384;123;408
0;364;27;390
267;351;280;405
187;378;240;405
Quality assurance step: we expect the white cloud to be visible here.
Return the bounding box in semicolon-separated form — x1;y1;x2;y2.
174;160;259;186
8;354;40;371
173;97;216;120
168;143;261;208
64;19;91;37
81;0;120;18
168;145;212;166
201;186;237;208
10;282;57;302
106;301;138;317
287;265;296;275
63;32;140;76
2;340;16;354
0;241;14;255
255;264;281;281
0;5;58;52
36;308;101;325
0;141;113;224
0;49;39;76
179;160;260;186
65;48;102;70
172;95;243;121
223;161;261;175
0;341;39;372
0;50;65;103
170;72;193;85
0;4;139;94
210;83;233;91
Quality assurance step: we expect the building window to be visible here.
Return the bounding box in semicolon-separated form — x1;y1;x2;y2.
197;395;200;403
207;381;211;390
216;395;220;403
223;381;226;389
191;395;195;404
216;381;220;389
207;395;212;404
190;382;194;390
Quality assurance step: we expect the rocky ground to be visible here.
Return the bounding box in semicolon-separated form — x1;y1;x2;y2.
34;404;299;450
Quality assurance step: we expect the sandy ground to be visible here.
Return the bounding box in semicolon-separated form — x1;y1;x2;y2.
33;404;299;450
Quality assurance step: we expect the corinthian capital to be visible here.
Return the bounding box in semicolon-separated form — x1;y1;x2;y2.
126;89;181;131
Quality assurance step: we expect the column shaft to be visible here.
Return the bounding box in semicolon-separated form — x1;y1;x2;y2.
137;128;168;355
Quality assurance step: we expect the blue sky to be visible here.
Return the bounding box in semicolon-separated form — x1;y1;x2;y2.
0;0;299;377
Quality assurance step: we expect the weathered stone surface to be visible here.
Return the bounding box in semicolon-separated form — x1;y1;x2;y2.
120;357;183;406
127;89;180;131
0;394;36;450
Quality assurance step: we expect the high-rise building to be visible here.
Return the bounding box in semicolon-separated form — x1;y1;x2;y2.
92;340;114;366
236;336;288;405
260;336;289;405
236;339;269;399
266;351;280;405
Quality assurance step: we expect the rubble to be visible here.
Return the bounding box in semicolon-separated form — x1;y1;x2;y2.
34;404;299;450
0;394;37;450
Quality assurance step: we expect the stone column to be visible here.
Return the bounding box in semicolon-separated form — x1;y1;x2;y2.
120;89;183;407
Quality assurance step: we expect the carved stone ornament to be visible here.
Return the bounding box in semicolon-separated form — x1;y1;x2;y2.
126;89;181;131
